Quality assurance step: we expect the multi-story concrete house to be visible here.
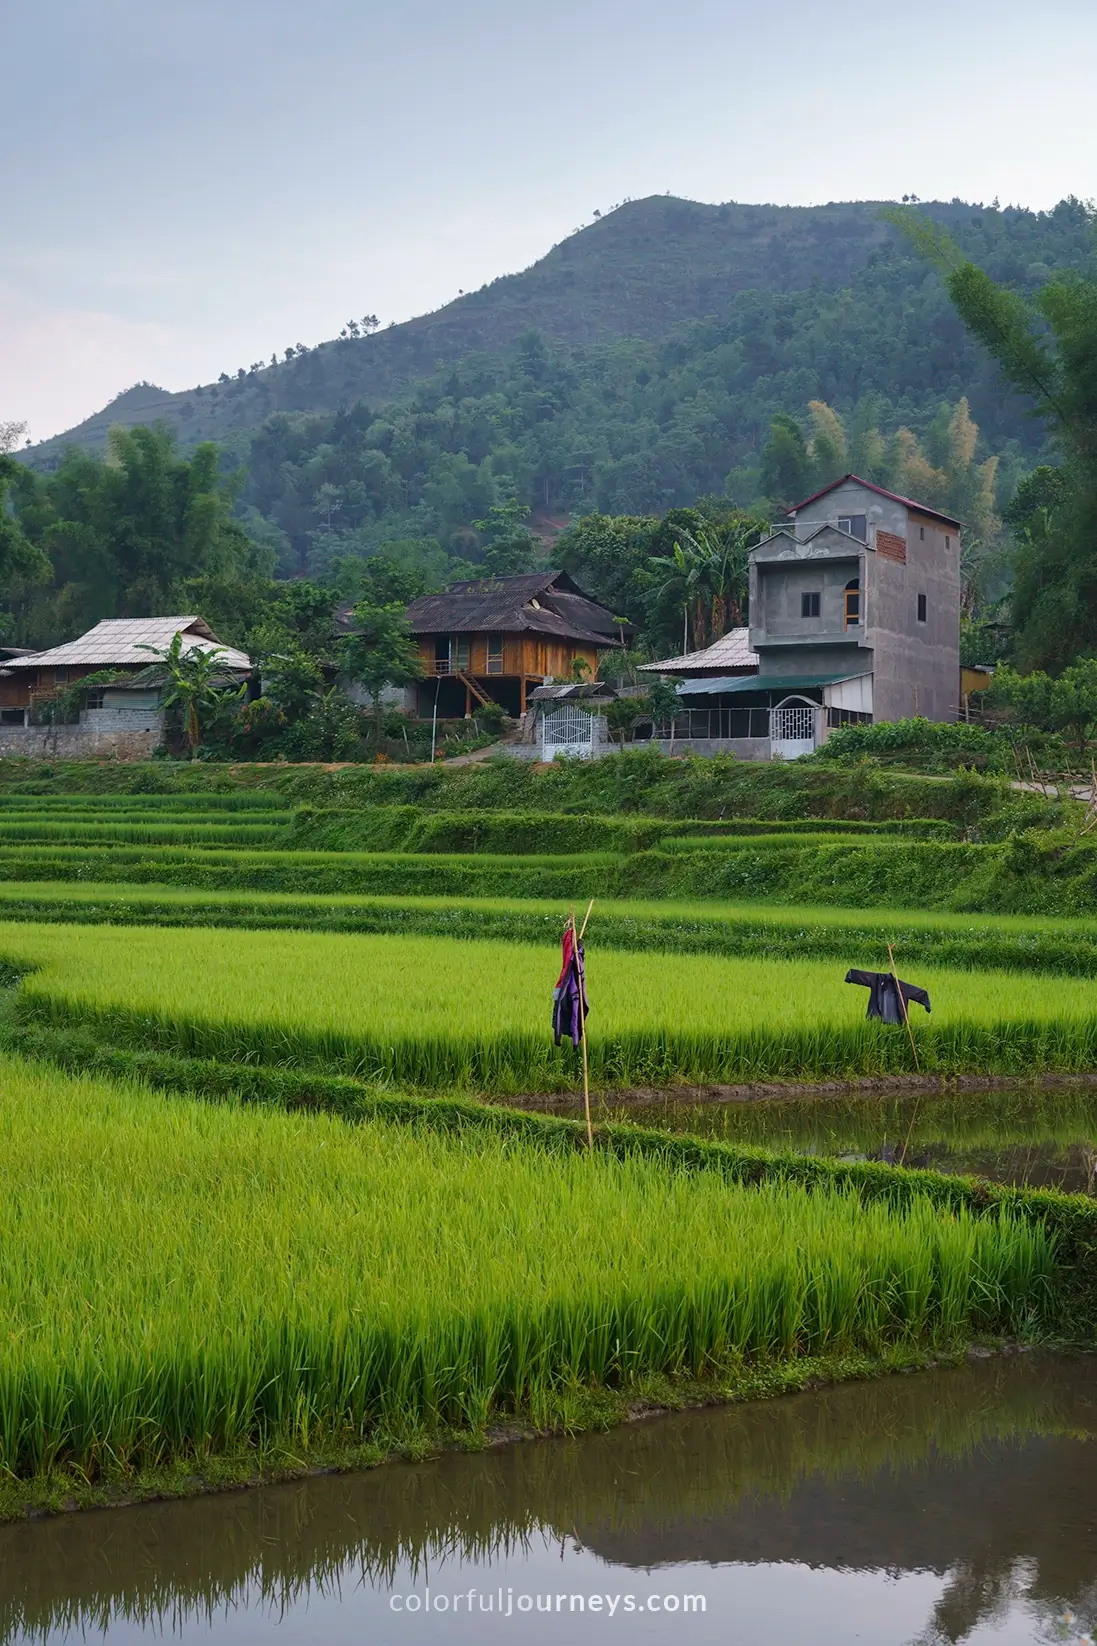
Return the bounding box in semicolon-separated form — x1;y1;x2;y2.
642;475;962;759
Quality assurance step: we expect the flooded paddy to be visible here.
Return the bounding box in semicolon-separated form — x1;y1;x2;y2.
539;1083;1097;1193
2;1354;1096;1645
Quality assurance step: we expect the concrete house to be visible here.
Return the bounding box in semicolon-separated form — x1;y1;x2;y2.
638;476;961;760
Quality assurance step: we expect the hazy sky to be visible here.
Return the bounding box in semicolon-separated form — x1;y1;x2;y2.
4;0;1096;441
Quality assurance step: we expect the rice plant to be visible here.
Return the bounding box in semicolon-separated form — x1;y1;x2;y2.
0;1054;1058;1478
3;921;1097;1089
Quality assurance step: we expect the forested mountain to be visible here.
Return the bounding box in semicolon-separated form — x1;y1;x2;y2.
14;193;1096;610
30;195;1093;463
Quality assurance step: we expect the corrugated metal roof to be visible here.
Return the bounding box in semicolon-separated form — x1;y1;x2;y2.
7;617;252;672
641;628;758;673
677;671;867;697
786;473;963;530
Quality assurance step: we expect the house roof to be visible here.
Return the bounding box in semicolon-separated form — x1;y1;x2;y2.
640;628;758;675
404;571;627;647
6;617;252;672
786;473;963;530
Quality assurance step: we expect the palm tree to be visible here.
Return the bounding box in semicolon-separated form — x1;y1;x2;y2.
650;525;755;652
138;634;234;755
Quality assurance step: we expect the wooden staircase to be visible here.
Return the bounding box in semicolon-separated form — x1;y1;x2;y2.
455;670;497;710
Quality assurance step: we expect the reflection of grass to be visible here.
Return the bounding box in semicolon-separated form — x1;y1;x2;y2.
593;1088;1097;1159
1;1355;1093;1641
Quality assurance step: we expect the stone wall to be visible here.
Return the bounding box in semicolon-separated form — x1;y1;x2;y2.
0;710;164;761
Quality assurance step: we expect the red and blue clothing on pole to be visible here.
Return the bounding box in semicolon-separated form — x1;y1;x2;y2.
552;924;589;1047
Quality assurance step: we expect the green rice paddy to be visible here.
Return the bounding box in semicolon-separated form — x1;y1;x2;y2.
0;778;1093;1506
3;920;1097;1088
0;1054;1057;1478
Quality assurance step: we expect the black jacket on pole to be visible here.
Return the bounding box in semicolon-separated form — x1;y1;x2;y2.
845;969;931;1024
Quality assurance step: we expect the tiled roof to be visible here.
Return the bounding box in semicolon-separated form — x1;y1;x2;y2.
404;571;626;647
640;628;759;674
7;617;252;672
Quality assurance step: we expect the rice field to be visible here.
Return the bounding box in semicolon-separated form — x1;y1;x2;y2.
3;920;1097;1087
0;1054;1057;1477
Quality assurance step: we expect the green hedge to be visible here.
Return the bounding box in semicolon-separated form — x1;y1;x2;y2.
7;1017;1097;1339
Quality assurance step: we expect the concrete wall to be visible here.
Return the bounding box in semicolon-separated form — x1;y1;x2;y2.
0;709;164;761
749;527;872;681
752;483;960;724
863;508;960;723
652;737;772;760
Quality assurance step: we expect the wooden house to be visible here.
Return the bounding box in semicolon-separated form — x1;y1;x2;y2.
0;617;251;724
404;571;627;718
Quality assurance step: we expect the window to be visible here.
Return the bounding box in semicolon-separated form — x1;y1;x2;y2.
837;514;867;542
917;593;927;623
919;526;925;541
85;689;106;710
53;667;69;685
0;708;25;726
800;591;821;618
486;634;504;675
945;535;951;550
844;579;861;629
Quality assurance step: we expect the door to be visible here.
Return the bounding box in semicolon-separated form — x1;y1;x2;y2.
770;701;817;760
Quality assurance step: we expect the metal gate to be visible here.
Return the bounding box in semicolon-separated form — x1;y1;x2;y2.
541;704;598;760
770;702;817;760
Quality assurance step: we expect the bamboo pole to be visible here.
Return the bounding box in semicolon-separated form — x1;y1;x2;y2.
888;941;920;1072
889;940;923;1167
573;900;595;1148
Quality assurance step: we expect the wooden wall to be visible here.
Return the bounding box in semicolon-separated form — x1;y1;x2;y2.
416;632;601;680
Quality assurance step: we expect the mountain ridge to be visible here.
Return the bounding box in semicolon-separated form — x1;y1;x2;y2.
30;194;1083;466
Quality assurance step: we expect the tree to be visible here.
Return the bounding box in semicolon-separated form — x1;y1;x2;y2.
760;415;811;506
3;427;261;646
0;457;49;595
473;500;541;578
648;523;755;652
340;602;423;740
893;204;1097;671
138;633;238;756
0;420;28;453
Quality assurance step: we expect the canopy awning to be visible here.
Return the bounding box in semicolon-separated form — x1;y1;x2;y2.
676;672;868;698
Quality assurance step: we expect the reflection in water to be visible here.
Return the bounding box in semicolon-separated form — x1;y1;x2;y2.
2;1355;1096;1645
564;1084;1097;1194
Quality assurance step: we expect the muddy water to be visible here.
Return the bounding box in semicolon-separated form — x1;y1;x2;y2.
548;1085;1097;1193
3;1355;1096;1646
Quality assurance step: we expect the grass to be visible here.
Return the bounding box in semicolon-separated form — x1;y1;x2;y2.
0;881;1094;975
0;1053;1058;1481
4;920;1097;1087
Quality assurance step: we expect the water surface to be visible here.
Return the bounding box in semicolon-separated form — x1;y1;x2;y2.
561;1084;1097;1193
4;1354;1096;1646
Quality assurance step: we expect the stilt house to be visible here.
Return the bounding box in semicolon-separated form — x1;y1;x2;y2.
405;571;627;718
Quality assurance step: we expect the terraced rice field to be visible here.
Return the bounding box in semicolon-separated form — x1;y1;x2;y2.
0;1055;1058;1478
3;921;1097;1088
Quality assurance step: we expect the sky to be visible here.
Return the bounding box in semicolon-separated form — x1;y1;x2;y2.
4;0;1096;443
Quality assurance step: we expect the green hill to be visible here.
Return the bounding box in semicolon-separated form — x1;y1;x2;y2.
30;196;1094;463
20;194;1096;580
